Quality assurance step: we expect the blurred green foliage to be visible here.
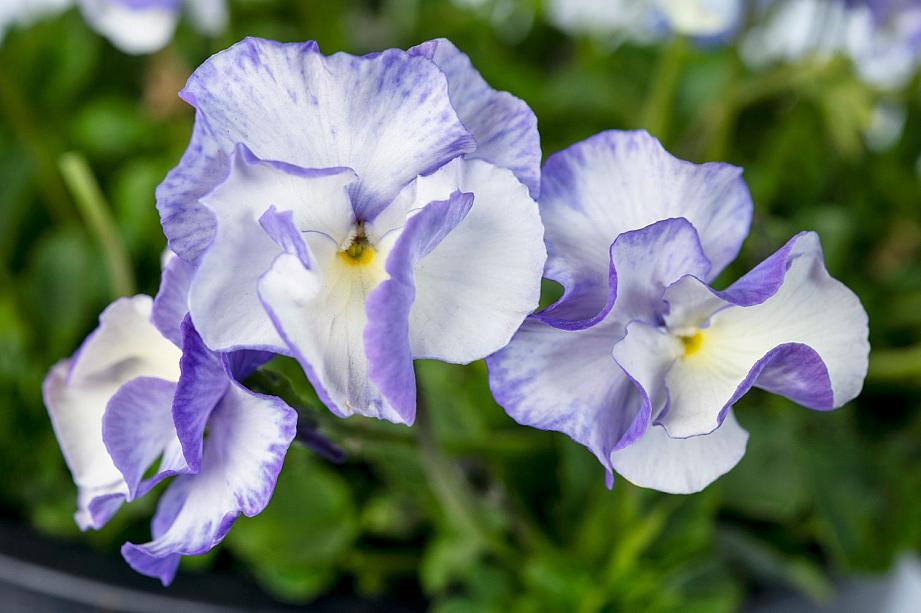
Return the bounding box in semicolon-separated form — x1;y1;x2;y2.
1;1;920;610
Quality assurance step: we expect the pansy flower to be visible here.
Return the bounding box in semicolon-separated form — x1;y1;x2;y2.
158;37;546;424
488;130;869;493
742;0;921;90
43;255;297;584
78;0;227;54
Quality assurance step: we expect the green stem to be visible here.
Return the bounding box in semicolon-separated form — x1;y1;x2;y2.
0;67;74;224
58;153;135;297
640;36;689;143
867;345;921;383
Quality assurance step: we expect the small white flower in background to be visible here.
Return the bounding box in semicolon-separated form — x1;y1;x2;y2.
1;0;227;54
78;0;227;54
544;0;742;43
742;0;921;91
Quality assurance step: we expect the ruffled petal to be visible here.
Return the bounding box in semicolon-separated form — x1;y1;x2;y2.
190;144;356;353
539;130;752;324
151;253;193;347
42;296;180;530
78;0;180;55
409;38;541;198
162;37;475;261
377;158;546;362
611;411;749;494
157;116;227;264
659;232;869;437
537;217;712;330
102;376;186;500
121;382;296;586
487;316;635;476
364;191;474;422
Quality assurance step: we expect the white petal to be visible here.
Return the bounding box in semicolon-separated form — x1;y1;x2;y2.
43;296;180;529
78;0;179;55
611;411;749;494
660;232;869;437
379;158;546;363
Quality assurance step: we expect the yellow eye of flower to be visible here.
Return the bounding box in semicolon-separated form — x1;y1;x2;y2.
338;225;376;266
679;331;704;357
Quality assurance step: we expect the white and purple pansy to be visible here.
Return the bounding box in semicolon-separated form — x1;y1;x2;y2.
742;0;921;90
159;37;546;424
77;0;227;54
43;255;297;585
487;130;869;494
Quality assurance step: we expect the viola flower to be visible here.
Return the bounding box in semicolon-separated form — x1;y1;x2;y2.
43;255;297;584
158;37;546;424
78;0;227;54
545;0;742;44
488;130;869;494
742;0;921;90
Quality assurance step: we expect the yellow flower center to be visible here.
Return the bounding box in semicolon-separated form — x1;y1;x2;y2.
337;226;375;267
679;330;705;357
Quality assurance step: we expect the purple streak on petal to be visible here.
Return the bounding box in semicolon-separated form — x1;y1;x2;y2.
172;316;227;472
535;217;711;330
364;191;474;422
152;254;194;346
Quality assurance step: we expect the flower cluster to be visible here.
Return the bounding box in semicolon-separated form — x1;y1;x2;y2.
44;36;868;583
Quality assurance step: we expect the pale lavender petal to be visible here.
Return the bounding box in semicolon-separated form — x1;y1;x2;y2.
410;38;541;198
539;130;753;325
162;37;475;261
157;115;226;264
121;382;296;586
102;376;186;500
151;253;194;347
535;217;712;330
364;191;474;422
487;316;634;478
